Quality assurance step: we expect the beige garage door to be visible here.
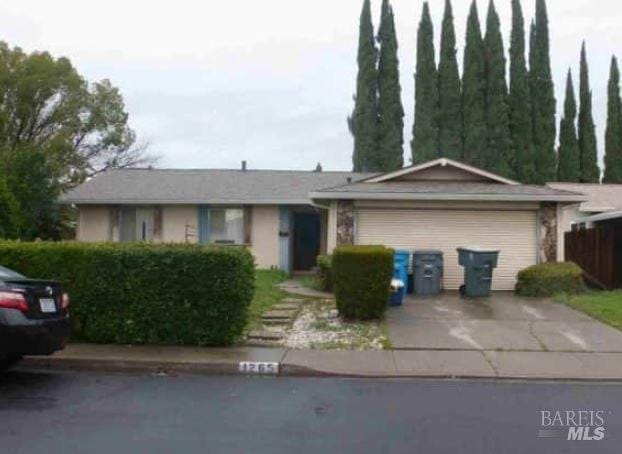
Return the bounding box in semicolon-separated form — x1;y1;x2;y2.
356;209;537;291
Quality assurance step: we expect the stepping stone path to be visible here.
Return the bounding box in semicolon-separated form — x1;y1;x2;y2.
245;298;305;347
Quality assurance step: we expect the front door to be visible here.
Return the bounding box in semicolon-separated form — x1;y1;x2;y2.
293;212;320;271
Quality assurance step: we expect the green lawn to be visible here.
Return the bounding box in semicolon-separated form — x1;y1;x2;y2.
245;269;288;332
562;291;622;331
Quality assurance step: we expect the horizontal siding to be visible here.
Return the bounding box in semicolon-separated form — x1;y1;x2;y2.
356;209;537;291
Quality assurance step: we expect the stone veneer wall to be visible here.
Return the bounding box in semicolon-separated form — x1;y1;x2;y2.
336;201;355;246
540;202;558;263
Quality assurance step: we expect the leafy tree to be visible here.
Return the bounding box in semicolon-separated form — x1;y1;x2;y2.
483;0;513;177
557;70;581;181
376;0;404;171
509;0;535;183
351;0;378;172
529;0;557;184
461;0;486;167
0;42;152;239
0;43;152;186
437;0;462;160
412;2;439;163
2;146;64;239
578;42;600;182
0;175;21;238
604;56;622;183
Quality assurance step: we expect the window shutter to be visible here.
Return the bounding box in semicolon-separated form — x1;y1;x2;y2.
153;207;163;241
243;205;253;244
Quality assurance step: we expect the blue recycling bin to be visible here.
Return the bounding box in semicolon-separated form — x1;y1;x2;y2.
390;250;409;306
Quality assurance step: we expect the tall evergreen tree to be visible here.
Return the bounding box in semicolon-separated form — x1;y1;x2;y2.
509;0;535;183
529;0;557;184
461;0;486;167
351;0;378;172
412;2;439;163
483;0;513;177
377;0;404;171
604;56;622;183
557;70;581;181
578;42;600;182
437;0;462;159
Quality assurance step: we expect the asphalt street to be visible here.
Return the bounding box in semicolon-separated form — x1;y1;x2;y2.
1;368;620;453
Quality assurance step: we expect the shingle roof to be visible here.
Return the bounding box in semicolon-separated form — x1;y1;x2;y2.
60;168;374;205
547;183;622;212
310;181;586;202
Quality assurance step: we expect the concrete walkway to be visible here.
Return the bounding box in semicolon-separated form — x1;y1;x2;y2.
278;279;333;299
20;342;622;380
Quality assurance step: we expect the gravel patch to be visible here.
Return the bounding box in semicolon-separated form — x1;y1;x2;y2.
283;300;387;350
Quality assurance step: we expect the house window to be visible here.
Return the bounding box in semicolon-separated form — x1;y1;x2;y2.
208;208;244;244
199;207;247;245
120;207;156;242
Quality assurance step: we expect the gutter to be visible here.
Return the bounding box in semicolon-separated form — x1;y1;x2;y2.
59;199;315;206
308;191;588;203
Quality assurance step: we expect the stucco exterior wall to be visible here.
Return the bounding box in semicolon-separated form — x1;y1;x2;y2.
77;205;110;242
250;205;280;269
162;205;198;243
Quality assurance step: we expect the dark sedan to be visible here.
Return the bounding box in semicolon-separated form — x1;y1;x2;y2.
0;265;70;370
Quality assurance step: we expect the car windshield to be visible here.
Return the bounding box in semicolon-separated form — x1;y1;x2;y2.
0;265;24;279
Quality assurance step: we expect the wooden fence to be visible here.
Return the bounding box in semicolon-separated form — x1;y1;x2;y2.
565;227;622;290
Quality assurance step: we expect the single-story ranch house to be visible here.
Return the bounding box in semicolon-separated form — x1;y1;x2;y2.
61;158;586;291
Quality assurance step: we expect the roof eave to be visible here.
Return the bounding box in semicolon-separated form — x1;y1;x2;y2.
60;198;315;206
309;191;588;203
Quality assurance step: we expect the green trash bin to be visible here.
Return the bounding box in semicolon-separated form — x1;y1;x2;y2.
457;247;500;297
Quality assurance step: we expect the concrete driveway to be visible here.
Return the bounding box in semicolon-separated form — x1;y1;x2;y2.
387;292;622;353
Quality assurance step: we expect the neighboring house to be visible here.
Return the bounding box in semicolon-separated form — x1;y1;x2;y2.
62;158;585;290
547;183;622;260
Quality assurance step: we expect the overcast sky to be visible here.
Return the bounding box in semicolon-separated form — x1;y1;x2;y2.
0;0;619;171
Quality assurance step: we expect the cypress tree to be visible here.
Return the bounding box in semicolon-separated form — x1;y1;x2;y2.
509;0;535;183
578;42;600;182
437;0;462;160
529;0;557;184
604;56;622;183
412;2;439;163
483;0;513;177
461;0;486;167
377;0;404;171
351;0;378;172
557;70;581;181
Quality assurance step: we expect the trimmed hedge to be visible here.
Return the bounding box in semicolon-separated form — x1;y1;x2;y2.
515;262;585;297
0;241;255;346
332;245;393;320
316;254;333;292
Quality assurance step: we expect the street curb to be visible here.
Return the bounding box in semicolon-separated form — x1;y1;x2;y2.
19;356;622;381
20;356;241;376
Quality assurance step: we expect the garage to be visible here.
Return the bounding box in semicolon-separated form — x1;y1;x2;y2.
355;208;537;291
312;158;587;290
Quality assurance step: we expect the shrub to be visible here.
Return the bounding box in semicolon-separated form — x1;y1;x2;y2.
316;254;333;292
332;245;394;320
515;262;585;297
0;241;255;346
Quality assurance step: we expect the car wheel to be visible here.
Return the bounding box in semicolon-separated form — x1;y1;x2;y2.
0;355;22;372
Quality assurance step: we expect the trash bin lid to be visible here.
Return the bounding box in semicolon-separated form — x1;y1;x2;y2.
413;250;443;256
456;246;499;253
